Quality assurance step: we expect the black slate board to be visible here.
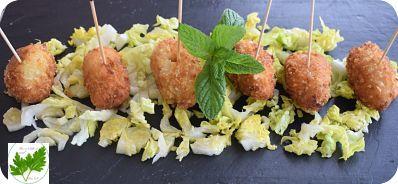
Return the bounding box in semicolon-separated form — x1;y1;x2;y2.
1;0;397;183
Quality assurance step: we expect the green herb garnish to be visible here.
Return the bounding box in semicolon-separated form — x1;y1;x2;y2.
10;146;46;182
218;9;245;27
179;9;265;119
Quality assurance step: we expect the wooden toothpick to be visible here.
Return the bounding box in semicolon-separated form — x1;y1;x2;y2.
89;0;107;64
255;0;273;60
0;27;21;63
177;0;183;62
380;28;398;62
307;0;315;68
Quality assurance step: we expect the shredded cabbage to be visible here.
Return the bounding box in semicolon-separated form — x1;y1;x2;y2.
235;115;276;151
98;117;131;147
268;96;296;135
176;136;190;161
190;134;229;156
3;107;24;132
116;126;151;156
45;38;67;56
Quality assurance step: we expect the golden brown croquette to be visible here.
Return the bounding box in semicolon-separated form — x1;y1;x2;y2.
4;44;56;103
230;40;276;100
83;47;130;109
285;51;332;112
346;41;398;111
150;38;202;109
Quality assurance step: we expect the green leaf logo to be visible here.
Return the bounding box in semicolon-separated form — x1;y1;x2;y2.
10;146;47;182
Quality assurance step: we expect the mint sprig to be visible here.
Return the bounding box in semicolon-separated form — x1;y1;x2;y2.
179;9;264;119
178;24;215;60
10;146;46;182
218;9;245;27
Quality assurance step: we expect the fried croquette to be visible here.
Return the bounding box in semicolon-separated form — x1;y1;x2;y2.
150;38;202;109
285;51;332;112
346;41;398;111
83;47;130;109
230;40;276;100
4;44;56;103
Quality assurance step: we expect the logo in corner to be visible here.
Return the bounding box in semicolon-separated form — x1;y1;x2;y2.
8;143;49;184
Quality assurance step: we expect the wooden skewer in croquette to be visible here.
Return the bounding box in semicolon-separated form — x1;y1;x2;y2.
284;52;332;112
83;47;130;109
230;40;276;100
83;0;130;109
346;41;398;111
4;43;56;103
284;0;332;113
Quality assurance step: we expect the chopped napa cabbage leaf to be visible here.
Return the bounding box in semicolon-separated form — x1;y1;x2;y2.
116;126;151;156
243;89;280;113
23;128;69;151
154;15;179;30
41;117;79;136
313;17;344;52
282;130;319;156
243;12;262;42
98;117;131;147
330;59;355;99
142;138;159;161
192;110;205;119
176;136;190;161
281;113;323;156
35;136;57;146
152;131;176;163
3;107;24;132
190;134;230;156
146;15;178;41
68;27;96;46
261;18;343;53
21;103;49;127
333;81;355;99
175;108;206;139
45;38;67;56
159;102;181;135
129;96;155;128
235;115;277;151
341;102;379;133
79;110;114;122
71;120;96;146
268;96;296;135
36;107;64;119
316;124;365;160
323;103;379;133
124;24;149;46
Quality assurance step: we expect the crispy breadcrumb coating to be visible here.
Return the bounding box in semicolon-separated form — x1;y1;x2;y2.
346;41;398;111
4;44;56;103
285;51;332;112
83;47;130;109
150;38;202;109
230;40;276;100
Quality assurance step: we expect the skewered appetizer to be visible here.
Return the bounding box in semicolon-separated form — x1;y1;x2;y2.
150;38;202;109
346;41;398;111
284;51;332;112
230;40;276;100
4;43;56;103
83;47;130;109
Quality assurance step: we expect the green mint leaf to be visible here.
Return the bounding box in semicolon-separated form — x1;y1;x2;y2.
179;23;215;60
195;61;226;120
10;152;28;176
220;49;265;74
218;9;245;27
25;146;46;172
211;25;245;50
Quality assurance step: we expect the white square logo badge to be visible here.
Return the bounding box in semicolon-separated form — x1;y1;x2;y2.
8;143;49;184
